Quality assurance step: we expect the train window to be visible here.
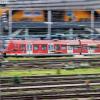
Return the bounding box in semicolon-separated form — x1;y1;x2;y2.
27;44;32;50
41;44;47;50
55;44;60;50
68;46;73;50
82;46;87;49
88;46;97;50
73;45;80;49
34;44;39;50
66;11;73;16
61;45;67;50
48;44;54;51
20;44;25;50
97;46;100;49
24;10;33;16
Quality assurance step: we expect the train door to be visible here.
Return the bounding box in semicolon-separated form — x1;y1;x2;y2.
33;44;39;54
95;45;100;54
88;46;95;54
67;45;73;54
55;44;67;54
61;45;67;53
54;44;63;54
27;44;32;55
33;44;47;54
48;43;54;54
19;44;26;54
81;45;88;54
40;44;48;54
73;45;81;54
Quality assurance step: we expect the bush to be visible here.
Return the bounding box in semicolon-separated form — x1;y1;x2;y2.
13;76;21;85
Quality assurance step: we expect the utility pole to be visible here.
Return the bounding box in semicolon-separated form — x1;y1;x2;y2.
91;10;94;35
25;28;29;40
47;10;52;39
9;9;12;35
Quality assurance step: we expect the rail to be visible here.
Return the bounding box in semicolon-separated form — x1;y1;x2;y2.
1;74;100;100
1;58;100;70
1;74;100;87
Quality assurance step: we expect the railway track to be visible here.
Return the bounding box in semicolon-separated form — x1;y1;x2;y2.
1;58;100;70
1;74;100;87
1;74;100;100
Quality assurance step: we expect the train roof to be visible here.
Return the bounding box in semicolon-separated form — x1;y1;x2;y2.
9;40;79;45
80;40;100;46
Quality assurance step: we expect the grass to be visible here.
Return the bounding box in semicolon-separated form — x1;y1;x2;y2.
5;56;100;61
5;57;34;61
5;57;71;61
0;67;100;77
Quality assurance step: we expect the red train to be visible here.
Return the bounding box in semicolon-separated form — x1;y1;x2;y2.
3;39;100;56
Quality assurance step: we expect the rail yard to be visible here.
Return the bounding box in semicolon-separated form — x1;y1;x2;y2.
0;57;100;70
0;56;100;100
0;0;100;100
1;74;100;100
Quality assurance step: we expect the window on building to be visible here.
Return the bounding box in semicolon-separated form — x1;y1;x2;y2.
24;10;42;16
33;10;42;16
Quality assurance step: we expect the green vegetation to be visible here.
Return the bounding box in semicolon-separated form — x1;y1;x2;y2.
5;57;34;61
5;56;100;61
0;67;100;77
5;57;71;61
12;76;21;85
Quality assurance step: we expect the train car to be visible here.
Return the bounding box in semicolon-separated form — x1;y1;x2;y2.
5;39;81;56
12;10;45;22
80;40;100;55
64;11;91;22
3;39;100;57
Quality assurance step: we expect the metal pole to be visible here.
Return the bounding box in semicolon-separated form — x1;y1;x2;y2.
25;28;29;40
91;10;94;35
72;10;75;22
47;10;52;39
9;9;12;35
0;16;2;35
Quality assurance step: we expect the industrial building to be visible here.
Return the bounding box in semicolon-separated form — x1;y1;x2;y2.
0;0;100;39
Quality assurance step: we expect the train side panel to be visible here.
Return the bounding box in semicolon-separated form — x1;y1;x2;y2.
4;40;100;56
80;40;100;55
94;41;100;54
5;40;27;56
